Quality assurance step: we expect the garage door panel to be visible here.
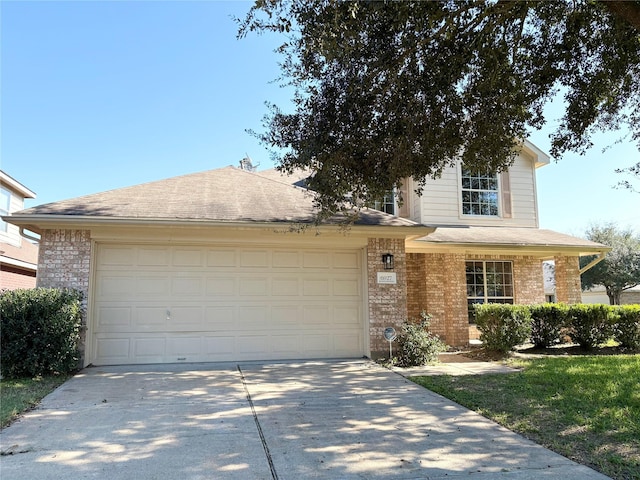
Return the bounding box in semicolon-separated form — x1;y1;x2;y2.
134;337;166;360
172;248;203;267
333;279;360;296
166;337;202;358
93;244;365;365
97;307;132;328
204;306;235;326
207;249;237;267
137;276;170;295
272;277;300;295
334;306;361;326
138;247;170;266
171;277;203;296
95;337;131;364
271;306;301;327
240;250;269;268
303;279;330;296
334;251;359;269
205;277;235;296
272;251;301;268
239;277;269;296
98;246;136;266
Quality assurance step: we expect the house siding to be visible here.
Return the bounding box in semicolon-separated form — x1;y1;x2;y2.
413;154;539;227
367;238;407;358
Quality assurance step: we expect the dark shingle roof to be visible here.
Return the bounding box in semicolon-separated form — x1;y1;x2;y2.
15;166;418;227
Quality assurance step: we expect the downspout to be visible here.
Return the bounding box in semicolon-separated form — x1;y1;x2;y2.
579;252;606;275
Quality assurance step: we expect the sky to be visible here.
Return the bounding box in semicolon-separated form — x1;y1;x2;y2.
1;0;638;238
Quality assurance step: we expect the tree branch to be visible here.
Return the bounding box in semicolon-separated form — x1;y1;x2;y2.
599;0;640;30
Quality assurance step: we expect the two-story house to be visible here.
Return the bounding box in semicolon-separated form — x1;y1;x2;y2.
4;143;607;366
0;171;38;290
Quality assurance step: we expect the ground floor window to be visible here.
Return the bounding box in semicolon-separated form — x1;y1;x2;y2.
465;260;514;323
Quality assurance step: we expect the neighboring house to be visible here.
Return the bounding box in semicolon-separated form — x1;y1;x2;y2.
4;141;608;366
0;171;38;290
581;285;640;305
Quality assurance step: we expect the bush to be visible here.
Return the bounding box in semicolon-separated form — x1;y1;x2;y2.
0;288;83;378
395;312;447;367
474;303;532;353
613;304;640;350
529;303;570;348
567;303;617;350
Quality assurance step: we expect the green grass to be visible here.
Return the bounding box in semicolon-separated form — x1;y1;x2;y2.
411;355;640;480
0;374;70;428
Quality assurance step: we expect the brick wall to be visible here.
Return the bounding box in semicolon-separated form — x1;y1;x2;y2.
407;253;545;347
37;229;92;363
554;255;582;304
0;265;37;290
367;238;407;358
407;252;469;347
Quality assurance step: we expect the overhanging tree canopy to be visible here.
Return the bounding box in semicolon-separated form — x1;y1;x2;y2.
239;0;640;218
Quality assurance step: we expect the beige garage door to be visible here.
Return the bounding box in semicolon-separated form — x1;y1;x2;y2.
91;244;365;365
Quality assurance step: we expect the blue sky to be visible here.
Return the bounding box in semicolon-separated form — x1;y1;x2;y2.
2;1;638;237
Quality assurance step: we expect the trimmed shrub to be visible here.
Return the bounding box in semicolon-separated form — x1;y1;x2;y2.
568;303;617;350
395;312;447;367
0;288;83;378
529;303;570;348
614;304;640;350
474;303;532;353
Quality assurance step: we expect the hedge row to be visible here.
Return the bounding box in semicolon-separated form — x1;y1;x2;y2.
474;303;640;353
0;288;83;379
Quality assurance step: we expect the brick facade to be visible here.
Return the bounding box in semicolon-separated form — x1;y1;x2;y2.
367;238;407;358
37;229;92;361
0;265;37;290
554;255;582;304
407;253;469;346
407;253;546;347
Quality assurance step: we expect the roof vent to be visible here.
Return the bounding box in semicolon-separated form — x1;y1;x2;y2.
239;155;258;172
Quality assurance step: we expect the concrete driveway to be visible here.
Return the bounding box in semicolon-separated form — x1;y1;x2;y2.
0;360;609;480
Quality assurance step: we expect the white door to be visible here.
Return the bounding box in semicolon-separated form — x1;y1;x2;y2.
91;244;364;365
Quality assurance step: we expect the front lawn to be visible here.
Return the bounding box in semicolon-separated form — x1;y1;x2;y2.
0;375;70;428
411;355;640;480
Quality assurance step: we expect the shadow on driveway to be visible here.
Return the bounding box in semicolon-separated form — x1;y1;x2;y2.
0;360;609;479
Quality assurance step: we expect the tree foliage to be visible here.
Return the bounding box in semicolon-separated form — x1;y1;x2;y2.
239;0;640;218
581;224;640;305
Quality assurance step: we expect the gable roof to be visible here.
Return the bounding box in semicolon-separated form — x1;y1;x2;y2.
6;166;421;231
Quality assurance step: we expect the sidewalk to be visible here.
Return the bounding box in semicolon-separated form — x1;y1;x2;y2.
391;352;520;377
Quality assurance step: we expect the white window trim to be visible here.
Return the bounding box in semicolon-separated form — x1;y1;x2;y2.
457;162;502;219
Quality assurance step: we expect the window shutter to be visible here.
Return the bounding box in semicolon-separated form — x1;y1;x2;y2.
397;179;410;218
500;171;512;218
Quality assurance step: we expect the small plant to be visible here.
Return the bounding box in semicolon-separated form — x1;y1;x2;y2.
474;303;532;353
568;303;617;350
395;312;447;367
613;304;640;350
0;288;83;378
529;303;569;348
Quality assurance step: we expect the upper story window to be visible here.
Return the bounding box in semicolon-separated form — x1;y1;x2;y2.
461;167;499;216
373;192;395;215
0;187;10;232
